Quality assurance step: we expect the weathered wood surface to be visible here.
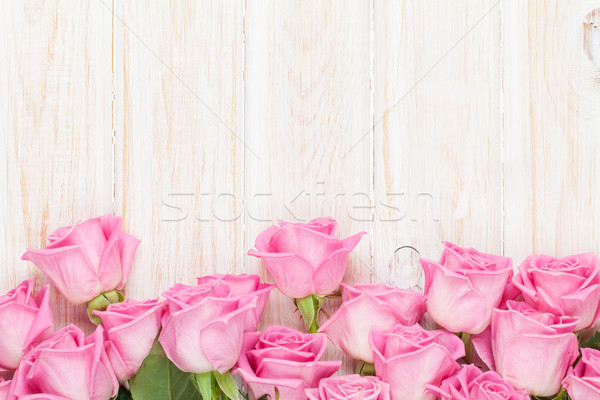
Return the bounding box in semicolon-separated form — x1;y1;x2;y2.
2;1;600;368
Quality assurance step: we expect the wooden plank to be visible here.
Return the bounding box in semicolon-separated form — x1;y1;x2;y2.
503;0;600;262
372;0;503;286
0;0;113;332
244;0;373;372
113;1;245;301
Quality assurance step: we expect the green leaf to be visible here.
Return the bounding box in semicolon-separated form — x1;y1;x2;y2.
112;386;133;400
129;340;202;400
213;370;239;399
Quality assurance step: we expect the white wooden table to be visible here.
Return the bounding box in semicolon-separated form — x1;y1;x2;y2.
1;0;600;372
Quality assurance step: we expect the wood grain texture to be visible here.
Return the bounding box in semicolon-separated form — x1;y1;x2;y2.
372;0;503;286
113;0;245;300
503;0;600;263
3;0;600;374
244;0;372;373
0;0;113;333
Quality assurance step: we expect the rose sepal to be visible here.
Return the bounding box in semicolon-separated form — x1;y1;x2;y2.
87;290;125;324
294;294;325;333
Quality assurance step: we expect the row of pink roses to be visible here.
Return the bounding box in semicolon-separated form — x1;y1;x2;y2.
1;215;600;399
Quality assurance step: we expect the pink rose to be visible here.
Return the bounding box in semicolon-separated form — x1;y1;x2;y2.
420;242;513;334
513;253;600;330
369;324;464;400
234;326;342;400
319;283;426;362
472;301;579;396
563;348;600;399
248;218;365;298
426;364;529;399
93;298;166;382
22;215;140;305
196;274;275;331
159;281;258;374
0;280;53;370
9;325;118;400
305;375;391;400
0;379;10;400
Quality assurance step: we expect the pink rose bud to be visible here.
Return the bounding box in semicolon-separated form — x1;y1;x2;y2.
426;364;529;399
248;218;365;298
513;253;600;330
159;281;258;374
420;242;513;334
196;274;275;332
0;280;54;371
319;283;426;363
369;324;464;400
22;215;140;305
472;301;579;396
93;298;166;382
563;347;600;399
234;326;342;400
305;375;391;400
9;325;118;400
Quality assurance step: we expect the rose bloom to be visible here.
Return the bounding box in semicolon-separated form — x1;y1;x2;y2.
93;298;166;382
0;280;53;370
420;242;513;334
0;379;10;400
234;326;341;400
369;323;464;400
159;280;259;374
319;283;425;362
472;301;579;396
22;215;140;304
9;325;118;400
426;364;529;400
248;218;365;298
563;347;600;399
196;274;275;331
513;253;600;330
306;375;390;400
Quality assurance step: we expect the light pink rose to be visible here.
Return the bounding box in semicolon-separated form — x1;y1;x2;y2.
93;298;166;382
234;326;342;400
196;274;275;331
471;301;579;396
426;364;529;399
0;280;53;370
22;215;140;305
248;218;366;298
159;281;258;374
512;253;600;331
319;283;426;362
369;324;464;400
420;242;513;334
563;348;600;399
305;375;391;400
0;379;10;400
9;325;118;400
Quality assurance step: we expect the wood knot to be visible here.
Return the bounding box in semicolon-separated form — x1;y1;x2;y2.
583;9;600;68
